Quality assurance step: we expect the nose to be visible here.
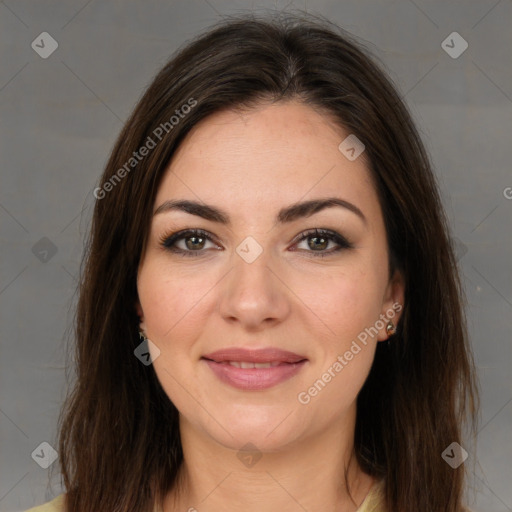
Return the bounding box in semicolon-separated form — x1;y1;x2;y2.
218;245;291;330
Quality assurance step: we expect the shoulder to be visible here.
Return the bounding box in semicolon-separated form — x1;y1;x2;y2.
24;494;65;512
357;478;385;512
356;480;474;512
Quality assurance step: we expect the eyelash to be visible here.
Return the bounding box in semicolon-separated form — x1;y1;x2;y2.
158;228;353;258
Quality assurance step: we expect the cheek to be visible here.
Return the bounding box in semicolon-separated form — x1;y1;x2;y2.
138;261;218;344
137;263;214;410
294;263;383;346
291;264;383;406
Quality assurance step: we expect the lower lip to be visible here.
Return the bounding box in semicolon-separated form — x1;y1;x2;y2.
203;359;307;390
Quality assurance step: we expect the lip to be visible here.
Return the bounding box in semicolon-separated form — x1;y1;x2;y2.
202;347;308;390
202;347;306;364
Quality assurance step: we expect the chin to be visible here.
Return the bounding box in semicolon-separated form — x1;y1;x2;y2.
203;406;305;453
214;427;298;454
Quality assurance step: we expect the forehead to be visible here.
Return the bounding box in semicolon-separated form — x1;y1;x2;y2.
154;101;380;224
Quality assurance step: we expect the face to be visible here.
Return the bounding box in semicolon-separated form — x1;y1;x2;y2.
136;100;404;452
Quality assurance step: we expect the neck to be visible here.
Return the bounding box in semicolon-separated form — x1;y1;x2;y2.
163;412;375;512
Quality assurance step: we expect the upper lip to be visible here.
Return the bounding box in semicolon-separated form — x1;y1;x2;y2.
202;347;307;364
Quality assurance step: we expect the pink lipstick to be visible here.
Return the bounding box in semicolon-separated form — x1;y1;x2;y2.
202;347;307;390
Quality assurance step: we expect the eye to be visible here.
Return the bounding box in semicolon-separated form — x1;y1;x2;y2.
158;227;353;258
158;229;220;257
292;228;353;257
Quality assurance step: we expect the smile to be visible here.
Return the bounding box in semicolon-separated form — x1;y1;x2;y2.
201;347;308;390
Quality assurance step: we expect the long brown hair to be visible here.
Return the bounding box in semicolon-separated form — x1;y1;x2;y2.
51;10;479;512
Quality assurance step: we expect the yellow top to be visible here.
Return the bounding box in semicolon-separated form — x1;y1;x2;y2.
24;478;385;512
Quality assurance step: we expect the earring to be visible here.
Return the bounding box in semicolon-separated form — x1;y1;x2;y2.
139;330;147;340
386;321;396;337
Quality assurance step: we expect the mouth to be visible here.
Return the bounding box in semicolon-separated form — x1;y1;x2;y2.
201;347;308;390
208;360;289;368
202;347;307;364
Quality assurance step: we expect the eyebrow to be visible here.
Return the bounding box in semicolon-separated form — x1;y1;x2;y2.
154;197;366;225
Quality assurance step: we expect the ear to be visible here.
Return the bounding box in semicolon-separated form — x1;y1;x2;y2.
135;300;146;334
377;269;405;342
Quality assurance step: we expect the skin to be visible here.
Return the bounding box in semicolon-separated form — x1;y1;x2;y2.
135;100;404;512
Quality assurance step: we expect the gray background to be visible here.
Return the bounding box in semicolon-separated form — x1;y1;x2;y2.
1;1;511;511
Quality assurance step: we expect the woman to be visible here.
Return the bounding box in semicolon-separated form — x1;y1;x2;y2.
27;10;479;512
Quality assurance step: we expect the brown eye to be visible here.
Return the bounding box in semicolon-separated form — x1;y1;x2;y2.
159;227;352;258
184;234;206;250
307;234;329;251
159;229;219;257
293;228;353;257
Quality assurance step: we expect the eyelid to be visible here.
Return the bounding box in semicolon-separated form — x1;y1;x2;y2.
158;228;220;251
291;228;353;258
291;228;352;247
